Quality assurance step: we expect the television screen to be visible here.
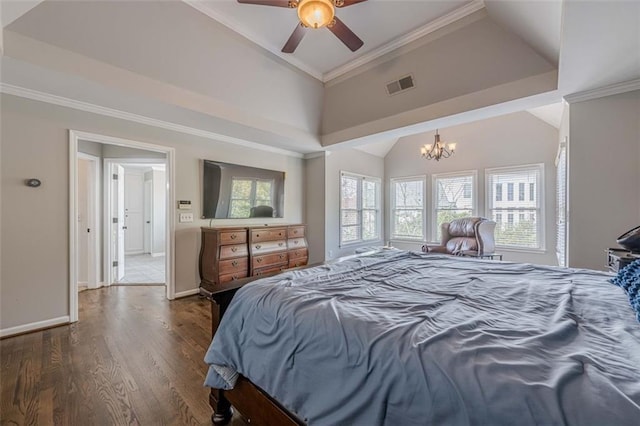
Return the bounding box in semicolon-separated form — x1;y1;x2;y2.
202;160;285;219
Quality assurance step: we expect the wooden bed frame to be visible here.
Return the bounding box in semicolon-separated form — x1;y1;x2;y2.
201;275;305;426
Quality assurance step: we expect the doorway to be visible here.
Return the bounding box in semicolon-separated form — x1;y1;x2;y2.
69;130;175;323
107;162;166;285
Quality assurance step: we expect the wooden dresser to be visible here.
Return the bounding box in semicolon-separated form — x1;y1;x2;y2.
199;224;308;289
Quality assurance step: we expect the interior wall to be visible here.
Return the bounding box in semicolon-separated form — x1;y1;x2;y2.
568;90;640;270
324;148;385;260
304;155;326;264
0;94;304;332
152;169;166;255
5;0;324;137
385;111;559;265
322;13;556;143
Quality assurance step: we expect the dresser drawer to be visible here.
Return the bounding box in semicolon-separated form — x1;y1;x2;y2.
254;265;287;277
218;257;249;275
251;240;287;255
219;244;248;259
288;237;307;249
253;252;288;269
219;230;247;245
288;248;308;260
287;226;305;238
288;257;308;268
219;271;249;284
251;228;287;243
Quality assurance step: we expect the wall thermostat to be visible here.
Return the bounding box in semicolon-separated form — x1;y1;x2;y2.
178;200;192;210
26;178;41;188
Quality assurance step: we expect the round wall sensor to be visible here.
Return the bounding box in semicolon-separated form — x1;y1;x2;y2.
26;178;42;188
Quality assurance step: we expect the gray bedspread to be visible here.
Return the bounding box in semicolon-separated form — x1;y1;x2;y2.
204;250;640;425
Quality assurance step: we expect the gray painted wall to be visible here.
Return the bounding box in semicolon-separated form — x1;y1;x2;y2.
304;155;326;264
385;111;559;265
322;14;555;139
568;90;640;270
0;94;304;331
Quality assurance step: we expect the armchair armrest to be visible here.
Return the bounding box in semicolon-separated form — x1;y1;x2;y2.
422;244;449;254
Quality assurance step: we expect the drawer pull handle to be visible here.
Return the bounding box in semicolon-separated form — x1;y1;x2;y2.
257;258;263;263
278;242;284;247
256;234;260;238
230;234;237;240
231;247;238;252
231;275;238;280
294;240;299;244
279;254;285;259
255;244;261;249
294;230;298;234
231;260;238;267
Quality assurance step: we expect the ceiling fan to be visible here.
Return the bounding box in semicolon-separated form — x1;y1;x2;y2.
237;0;367;53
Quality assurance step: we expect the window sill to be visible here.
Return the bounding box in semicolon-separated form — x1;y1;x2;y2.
390;238;425;244
495;246;547;254
339;239;384;249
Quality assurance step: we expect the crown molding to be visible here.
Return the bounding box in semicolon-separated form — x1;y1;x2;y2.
184;0;323;81
183;0;485;83
0;83;304;158
564;78;640;104
323;0;485;83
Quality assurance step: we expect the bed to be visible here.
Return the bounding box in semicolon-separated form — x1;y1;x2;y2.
203;249;640;425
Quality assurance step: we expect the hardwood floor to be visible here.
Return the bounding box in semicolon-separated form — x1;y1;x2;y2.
1;286;247;425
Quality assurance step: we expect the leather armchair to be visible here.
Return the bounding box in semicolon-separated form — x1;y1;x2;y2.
422;217;496;256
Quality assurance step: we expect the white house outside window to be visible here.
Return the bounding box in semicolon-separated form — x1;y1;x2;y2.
340;172;381;245
486;164;544;249
391;177;426;240
432;171;477;241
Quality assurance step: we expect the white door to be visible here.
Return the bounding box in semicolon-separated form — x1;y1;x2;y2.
111;164;126;281
124;171;144;254
144;179;153;254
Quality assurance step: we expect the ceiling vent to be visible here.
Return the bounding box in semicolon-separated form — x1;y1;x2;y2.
386;74;415;96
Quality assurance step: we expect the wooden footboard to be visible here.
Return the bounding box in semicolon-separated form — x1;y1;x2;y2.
201;277;305;426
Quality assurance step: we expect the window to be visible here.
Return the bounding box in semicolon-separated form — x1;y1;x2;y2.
340;172;381;245
556;141;567;266
486;164;544;249
495;183;503;201
433;171;476;241
391;177;425;240
229;178;273;218
519;183;525;201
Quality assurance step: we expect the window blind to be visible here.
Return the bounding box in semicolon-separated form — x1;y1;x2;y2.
433;173;475;241
391;178;425;240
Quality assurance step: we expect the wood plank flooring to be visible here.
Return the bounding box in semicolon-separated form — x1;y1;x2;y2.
1;286;247;425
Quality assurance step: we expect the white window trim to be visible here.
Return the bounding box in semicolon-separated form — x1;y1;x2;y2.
390;175;427;242
339;171;382;247
485;163;546;252
431;170;478;243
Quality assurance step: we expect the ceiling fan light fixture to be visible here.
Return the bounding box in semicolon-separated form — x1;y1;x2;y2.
297;0;335;29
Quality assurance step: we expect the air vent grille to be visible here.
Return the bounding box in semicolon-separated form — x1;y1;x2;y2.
386;74;415;96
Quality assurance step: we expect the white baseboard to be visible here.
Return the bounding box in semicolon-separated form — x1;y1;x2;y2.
0;316;70;338
174;288;199;299
150;252;166;258
126;251;145;256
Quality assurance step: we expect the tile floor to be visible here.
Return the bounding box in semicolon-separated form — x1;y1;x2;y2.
116;254;165;284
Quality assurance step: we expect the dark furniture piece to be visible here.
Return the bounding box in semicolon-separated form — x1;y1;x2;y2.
422;217;496;256
249;205;274;218
606;248;639;273
199;224;308;288
617;225;640;252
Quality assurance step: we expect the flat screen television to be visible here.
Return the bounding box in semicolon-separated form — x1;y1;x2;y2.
202;160;285;219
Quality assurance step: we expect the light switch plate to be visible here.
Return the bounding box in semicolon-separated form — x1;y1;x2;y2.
179;213;194;223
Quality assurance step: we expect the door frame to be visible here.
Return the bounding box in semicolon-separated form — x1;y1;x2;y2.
69;130;176;323
77;152;101;290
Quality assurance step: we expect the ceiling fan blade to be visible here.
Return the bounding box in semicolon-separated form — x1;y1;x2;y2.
336;0;368;8
282;23;307;53
237;0;292;7
327;16;364;52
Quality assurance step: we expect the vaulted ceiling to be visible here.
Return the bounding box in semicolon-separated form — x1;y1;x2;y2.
1;0;638;156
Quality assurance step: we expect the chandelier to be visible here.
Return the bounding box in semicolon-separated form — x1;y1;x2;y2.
420;130;456;161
